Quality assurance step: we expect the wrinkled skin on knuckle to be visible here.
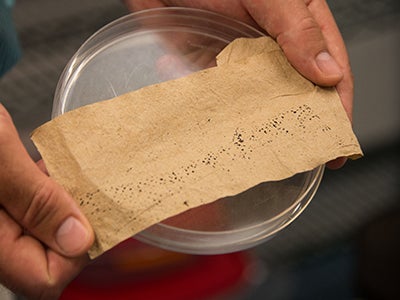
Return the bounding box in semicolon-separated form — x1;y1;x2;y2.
20;178;60;237
276;15;324;53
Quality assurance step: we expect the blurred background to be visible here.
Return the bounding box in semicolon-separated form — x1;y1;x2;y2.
1;0;399;299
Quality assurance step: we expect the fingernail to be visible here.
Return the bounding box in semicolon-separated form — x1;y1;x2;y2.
316;51;343;78
56;216;89;255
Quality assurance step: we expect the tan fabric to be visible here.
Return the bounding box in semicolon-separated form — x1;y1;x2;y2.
31;37;362;258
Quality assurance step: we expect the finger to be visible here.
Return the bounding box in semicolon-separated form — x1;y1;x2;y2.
0;208;89;299
242;0;352;170
0;104;94;257
307;0;354;120
326;157;347;169
243;0;343;87
307;0;354;167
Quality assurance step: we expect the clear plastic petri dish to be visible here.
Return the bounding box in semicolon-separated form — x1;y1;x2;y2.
53;7;324;255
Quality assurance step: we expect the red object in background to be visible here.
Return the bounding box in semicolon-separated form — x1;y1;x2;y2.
61;239;251;300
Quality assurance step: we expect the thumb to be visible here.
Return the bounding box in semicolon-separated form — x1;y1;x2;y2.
0;104;94;257
244;0;343;86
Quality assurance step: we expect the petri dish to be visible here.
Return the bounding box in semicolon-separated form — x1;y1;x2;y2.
53;7;324;255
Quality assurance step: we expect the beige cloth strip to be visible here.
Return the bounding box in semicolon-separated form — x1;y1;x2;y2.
31;37;362;258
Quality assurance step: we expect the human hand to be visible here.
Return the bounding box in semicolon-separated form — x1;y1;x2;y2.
0;104;94;299
124;0;353;169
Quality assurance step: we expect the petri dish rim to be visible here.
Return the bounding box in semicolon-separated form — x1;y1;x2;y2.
53;7;325;253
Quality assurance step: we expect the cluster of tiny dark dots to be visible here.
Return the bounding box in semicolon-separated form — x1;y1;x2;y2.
78;189;100;207
201;151;218;167
231;128;253;160
183;163;198;175
197;128;255;170
321;125;332;132
290;105;312;131
78;189;117;216
290;105;330;134
254;104;325;145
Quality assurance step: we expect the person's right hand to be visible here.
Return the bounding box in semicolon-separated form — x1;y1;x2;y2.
0;104;94;299
125;0;353;169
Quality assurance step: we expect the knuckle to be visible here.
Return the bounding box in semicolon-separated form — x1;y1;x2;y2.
21;179;59;233
297;15;320;34
277;15;321;46
276;15;325;62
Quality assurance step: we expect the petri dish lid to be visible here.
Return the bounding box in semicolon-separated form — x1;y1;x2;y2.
53;7;324;255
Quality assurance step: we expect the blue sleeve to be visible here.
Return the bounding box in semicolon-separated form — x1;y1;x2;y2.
0;0;21;76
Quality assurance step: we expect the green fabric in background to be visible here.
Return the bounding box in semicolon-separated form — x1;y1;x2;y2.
0;0;21;76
